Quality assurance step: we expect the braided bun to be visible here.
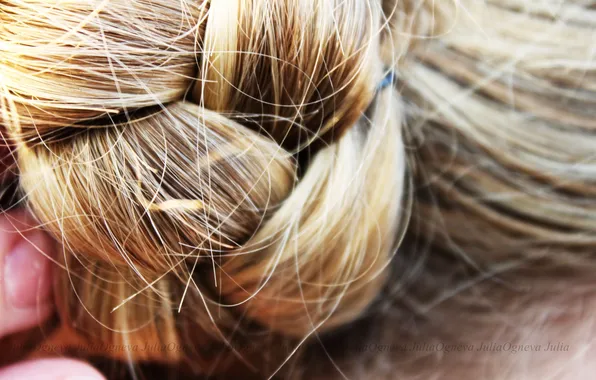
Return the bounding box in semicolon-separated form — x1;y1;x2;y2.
1;0;406;375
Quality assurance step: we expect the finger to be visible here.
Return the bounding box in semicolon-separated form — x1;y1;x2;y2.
0;210;56;337
0;358;105;380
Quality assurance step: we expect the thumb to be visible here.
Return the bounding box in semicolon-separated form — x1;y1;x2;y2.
0;358;105;380
0;210;56;337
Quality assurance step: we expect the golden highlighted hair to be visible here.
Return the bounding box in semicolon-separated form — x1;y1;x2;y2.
2;0;596;378
2;0;405;375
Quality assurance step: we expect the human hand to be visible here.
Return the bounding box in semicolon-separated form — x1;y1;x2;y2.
0;142;105;379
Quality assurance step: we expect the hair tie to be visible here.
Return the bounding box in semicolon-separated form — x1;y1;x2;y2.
378;69;396;91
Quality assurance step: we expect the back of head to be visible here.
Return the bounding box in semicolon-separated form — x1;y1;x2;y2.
3;0;595;379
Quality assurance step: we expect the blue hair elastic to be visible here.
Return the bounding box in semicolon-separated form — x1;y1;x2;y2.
377;70;395;91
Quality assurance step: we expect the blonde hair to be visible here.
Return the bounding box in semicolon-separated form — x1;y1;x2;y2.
1;0;595;378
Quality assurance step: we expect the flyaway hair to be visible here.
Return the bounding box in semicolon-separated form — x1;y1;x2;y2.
1;0;596;379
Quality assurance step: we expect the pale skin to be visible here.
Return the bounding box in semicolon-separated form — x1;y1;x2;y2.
0;142;104;380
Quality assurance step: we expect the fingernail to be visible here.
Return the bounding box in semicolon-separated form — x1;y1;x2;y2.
4;230;53;309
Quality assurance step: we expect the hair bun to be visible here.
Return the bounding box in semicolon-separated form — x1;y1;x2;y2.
2;0;408;375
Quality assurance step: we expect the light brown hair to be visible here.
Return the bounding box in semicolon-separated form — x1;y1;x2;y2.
2;0;596;378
